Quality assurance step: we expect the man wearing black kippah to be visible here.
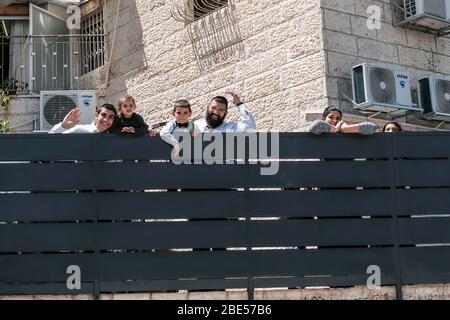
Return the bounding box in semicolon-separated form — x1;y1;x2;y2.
195;91;256;132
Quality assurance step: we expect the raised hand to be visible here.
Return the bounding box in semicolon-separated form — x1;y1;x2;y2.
226;90;242;105
62;108;81;129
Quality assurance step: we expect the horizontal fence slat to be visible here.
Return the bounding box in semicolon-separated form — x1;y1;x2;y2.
399;217;450;245
277;134;391;159
96;249;396;281
0;254;95;283
0;219;394;253
0;163;94;191
94;135;171;161
396;160;450;187
99;279;248;293
395;134;450;158
0;189;394;222
401;247;450;285
96;219;395;250
0;282;94;296
98;189;394;220
95;161;391;189
0;134;93;161
398;188;450;216
2;133;449;161
0;193;95;222
0;224;95;252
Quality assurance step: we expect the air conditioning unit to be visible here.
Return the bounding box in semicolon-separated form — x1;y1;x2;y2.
419;75;450;121
40;90;97;131
399;0;450;30
352;63;422;114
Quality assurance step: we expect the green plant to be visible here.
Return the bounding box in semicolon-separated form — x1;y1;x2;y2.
0;89;10;133
0;118;9;133
0;89;10;110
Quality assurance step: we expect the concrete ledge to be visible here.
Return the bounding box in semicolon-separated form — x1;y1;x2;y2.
2;285;450;300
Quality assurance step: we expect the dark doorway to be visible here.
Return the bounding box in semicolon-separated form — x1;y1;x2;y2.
0;21;10;88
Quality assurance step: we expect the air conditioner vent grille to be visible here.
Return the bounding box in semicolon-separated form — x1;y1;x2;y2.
435;79;450;113
369;67;397;105
43;95;77;126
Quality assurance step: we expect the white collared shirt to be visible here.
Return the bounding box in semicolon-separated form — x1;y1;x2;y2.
194;104;256;133
49;122;99;134
160;120;200;147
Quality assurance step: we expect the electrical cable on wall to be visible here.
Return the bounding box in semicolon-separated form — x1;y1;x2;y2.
104;0;121;87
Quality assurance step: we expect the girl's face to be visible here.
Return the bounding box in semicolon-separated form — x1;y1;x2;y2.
324;111;342;126
384;123;401;133
173;107;192;124
119;101;136;118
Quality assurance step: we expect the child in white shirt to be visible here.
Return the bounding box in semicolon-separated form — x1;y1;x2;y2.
160;100;199;151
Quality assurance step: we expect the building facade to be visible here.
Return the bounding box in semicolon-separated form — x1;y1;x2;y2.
2;0;450;132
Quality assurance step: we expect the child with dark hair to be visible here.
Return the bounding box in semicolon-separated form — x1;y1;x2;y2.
160;99;198;147
110;95;149;137
309;106;378;135
383;121;403;132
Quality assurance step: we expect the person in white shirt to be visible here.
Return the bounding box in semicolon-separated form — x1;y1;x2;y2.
49;104;117;134
195;91;256;132
160;99;199;147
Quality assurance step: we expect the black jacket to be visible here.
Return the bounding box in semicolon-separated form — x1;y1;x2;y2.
110;113;149;137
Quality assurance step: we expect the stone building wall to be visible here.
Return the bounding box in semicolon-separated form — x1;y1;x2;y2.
78;0;450;131
81;0;326;131
322;0;450;129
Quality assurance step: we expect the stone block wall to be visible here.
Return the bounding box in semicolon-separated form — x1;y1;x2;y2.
78;0;450;131
81;0;326;131
322;0;450;129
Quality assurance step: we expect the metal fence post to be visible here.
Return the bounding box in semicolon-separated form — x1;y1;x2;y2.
388;133;403;300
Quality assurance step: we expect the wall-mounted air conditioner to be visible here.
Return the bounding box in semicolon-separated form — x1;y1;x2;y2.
398;0;450;30
352;63;422;114
419;75;450;121
40;90;97;131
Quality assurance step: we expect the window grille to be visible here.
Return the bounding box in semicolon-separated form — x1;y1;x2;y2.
80;8;105;75
194;0;229;20
171;0;229;23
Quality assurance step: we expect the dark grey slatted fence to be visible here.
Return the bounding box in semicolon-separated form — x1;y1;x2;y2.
0;132;449;299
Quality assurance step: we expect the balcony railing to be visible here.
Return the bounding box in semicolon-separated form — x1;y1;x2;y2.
1;133;450;299
0;34;105;95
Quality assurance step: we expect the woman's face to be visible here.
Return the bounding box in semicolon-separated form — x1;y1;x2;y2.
384;123;400;133
324;111;342;126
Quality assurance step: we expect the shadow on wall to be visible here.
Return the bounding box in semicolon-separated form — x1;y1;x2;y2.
185;0;245;72
103;0;148;102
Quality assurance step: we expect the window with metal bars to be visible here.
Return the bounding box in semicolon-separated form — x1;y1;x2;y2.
0;25;10;88
193;0;229;20
80;9;105;75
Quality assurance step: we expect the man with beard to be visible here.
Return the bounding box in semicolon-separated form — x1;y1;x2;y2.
195;91;256;132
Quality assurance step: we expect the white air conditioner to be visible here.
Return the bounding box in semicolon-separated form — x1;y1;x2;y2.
399;0;450;30
40;90;97;131
352;63;422;114
419;75;450;121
